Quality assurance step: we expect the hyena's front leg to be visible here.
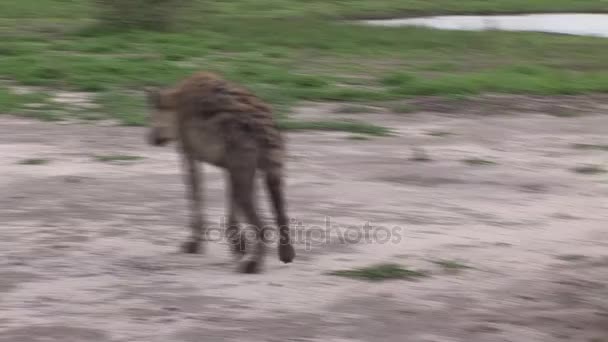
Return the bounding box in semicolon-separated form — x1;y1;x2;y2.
181;153;205;254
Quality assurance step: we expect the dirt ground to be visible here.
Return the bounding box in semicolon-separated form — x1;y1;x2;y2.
1;103;607;342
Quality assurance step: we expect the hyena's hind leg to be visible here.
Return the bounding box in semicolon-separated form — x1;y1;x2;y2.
228;155;267;274
265;167;295;263
225;178;246;258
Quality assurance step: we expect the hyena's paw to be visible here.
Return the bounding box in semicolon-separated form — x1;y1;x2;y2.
278;244;295;264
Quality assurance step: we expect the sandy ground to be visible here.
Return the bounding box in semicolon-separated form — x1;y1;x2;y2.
1;105;607;342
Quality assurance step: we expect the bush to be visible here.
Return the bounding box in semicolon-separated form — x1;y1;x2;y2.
94;0;192;31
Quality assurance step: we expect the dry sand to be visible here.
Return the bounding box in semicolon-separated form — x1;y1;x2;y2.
1;105;607;342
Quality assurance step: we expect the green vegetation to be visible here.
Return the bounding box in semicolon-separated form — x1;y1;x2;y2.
1;0;608;130
278;120;391;136
0;88;62;121
572;143;608;152
555;254;588;262
94;0;192;31
550;110;580;117
2;0;606;20
571;165;607;175
432;259;473;272
329;263;427;281
346;135;371;141
97;90;147;126
94;154;145;162
18;158;50;165
463;158;497;166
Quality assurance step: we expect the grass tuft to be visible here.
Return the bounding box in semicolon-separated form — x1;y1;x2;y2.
329;263;427;281
278;119;391;136
572;143;608;152
94;154;144;162
463;158;497;166
18;158;50;165
550;110;580;117
571;165;606;175
555;254;588;262
432;259;472;272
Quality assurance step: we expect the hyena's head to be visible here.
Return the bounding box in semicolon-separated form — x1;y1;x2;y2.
144;87;177;147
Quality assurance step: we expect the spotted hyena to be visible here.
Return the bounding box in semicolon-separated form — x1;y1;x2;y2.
145;71;295;273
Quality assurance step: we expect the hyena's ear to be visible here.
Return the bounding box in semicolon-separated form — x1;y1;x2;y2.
143;87;161;108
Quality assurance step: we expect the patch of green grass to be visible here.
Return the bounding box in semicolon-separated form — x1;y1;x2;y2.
422;62;461;72
0;87;47;111
572;143;608;152
0;87;63;120
94;154;145;163
0;1;90;19
0;22;607;99
571;165;606;175
427;131;452;137
278;119;391;136
463;158;497;166
550;110;580;117
432;259;473;272
98;90;148;126
2;1;608;127
328;263;427;281
3;0;607;21
18;158;50;165
555;254;588;262
381;73;417;87
384;66;608;97
206;0;608;18
0;87;25;113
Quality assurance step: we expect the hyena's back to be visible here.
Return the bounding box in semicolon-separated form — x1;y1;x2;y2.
173;72;285;169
